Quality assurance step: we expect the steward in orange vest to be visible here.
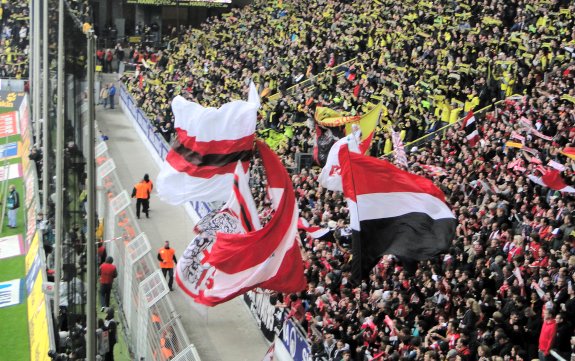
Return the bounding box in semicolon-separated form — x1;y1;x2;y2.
132;177;150;219
158;241;177;291
143;173;154;208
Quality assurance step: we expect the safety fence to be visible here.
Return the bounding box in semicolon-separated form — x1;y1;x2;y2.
95;137;201;361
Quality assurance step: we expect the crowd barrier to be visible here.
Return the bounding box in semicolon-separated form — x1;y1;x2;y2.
0;78;27;92
268;58;356;102
95;138;201;361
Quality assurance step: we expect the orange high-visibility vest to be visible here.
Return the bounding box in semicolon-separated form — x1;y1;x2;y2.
158;248;175;269
134;182;149;199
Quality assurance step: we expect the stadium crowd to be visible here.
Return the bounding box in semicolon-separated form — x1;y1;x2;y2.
123;0;575;149
0;0;29;79
121;0;575;360
278;64;575;361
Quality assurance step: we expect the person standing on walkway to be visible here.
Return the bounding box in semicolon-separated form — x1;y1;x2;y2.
99;256;117;312
132;176;151;219
6;184;20;228
104;307;117;361
100;84;109;108
158;241;177;291
143;173;153;209
108;83;116;109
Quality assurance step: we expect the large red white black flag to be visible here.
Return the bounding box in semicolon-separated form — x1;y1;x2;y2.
157;83;260;203
338;146;456;285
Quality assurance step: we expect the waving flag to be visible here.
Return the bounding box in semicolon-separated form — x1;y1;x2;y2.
338;146;456;285
463;110;480;146
391;129;408;168
314;106;360;127
528;168;575;192
318;129;368;192
297;218;333;240
203;141;306;303
157;83;260;203
561;147;575;160
548;160;566;172
177;141;306;306
421;165;447;177
223;162;262;232
175;161;261;306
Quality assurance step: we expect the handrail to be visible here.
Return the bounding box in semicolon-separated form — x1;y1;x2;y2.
267;57;359;101
388;99;506;156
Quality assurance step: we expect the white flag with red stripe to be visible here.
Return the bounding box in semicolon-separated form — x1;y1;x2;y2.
528;168;575;193
175;161;261;305
318;130;369;192
177;141;306;306
548;160;566;172
157;82;260;204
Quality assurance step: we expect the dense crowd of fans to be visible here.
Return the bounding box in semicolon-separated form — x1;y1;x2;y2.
0;0;29;78
124;0;575;151
278;64;575;361
121;0;575;360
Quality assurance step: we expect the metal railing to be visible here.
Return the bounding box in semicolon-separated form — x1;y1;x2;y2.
95;139;201;361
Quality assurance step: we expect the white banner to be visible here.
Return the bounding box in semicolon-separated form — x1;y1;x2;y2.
0;279;21;308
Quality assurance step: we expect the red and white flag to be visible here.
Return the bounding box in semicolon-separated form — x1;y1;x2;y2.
297;217;332;240
510;131;525;142
421;164;447;177
548;160;566;172
180;141;306;306
528;168;575;193
391;129;408;168
222;162;262;232
157;82;260;203
338;146;456;285
318;130;372;192
463;110;480;147
175;161;261;306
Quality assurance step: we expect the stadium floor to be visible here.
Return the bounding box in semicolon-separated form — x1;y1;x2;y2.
96;86;270;361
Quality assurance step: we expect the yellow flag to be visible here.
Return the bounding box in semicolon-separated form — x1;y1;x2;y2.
345;102;383;141
314;106;360;127
505;141;523;149
315;106;343;121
